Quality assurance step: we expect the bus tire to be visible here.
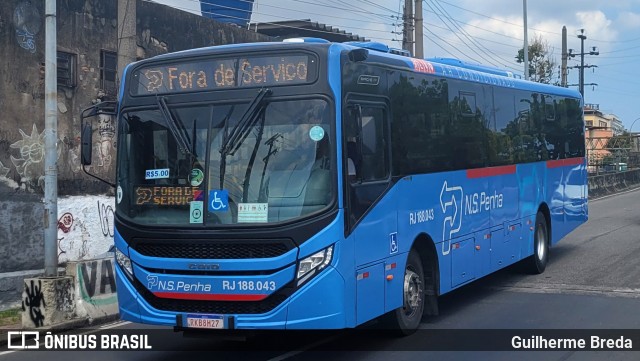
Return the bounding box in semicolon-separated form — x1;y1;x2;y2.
525;212;549;274
385;249;424;336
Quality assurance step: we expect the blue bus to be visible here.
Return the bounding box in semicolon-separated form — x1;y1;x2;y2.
81;38;587;335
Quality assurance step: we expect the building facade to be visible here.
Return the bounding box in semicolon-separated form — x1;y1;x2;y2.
584;104;613;171
0;0;270;307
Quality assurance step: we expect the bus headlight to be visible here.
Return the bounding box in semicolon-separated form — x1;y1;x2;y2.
115;248;134;278
296;245;334;286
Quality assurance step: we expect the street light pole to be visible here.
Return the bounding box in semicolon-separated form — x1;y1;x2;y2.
523;0;529;80
44;0;58;277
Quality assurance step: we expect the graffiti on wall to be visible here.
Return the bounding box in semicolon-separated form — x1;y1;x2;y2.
56;196;115;263
22;279;46;327
57;212;74;258
78;259;117;304
97;114;116;168
13;1;41;53
97;201;115;237
10;124;45;184
61;135;82;174
0;161;9;178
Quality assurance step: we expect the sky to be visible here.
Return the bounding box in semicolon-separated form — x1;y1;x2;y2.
149;0;640;131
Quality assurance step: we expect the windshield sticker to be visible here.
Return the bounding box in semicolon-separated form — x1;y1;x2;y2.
135;186;202;206
145;168;169;180
309;126;325;141
238;203;268;223
189;168;204;186
208;190;229;212
117;185;123;204
190;201;204;223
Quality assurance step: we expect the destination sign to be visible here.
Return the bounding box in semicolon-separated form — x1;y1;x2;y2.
135;186;203;206
132;54;314;95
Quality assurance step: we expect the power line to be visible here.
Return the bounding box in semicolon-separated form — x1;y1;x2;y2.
435;0;562;36
428;0;518;70
146;0;397;42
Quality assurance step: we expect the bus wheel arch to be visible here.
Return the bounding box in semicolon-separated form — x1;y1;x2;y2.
412;233;440;317
524;206;550;274
384;233;439;335
538;203;551;246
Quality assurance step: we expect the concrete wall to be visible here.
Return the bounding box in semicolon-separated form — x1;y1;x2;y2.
0;0;271;310
0;0;271;268
57;195;115;263
588;169;640;198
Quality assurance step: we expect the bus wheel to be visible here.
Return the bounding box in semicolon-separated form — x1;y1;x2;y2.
525;212;549;274
386;250;424;335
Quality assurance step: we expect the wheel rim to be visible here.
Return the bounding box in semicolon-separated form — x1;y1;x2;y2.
536;226;546;261
403;268;423;317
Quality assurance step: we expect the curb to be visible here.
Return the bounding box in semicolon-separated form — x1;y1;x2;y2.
0;313;121;348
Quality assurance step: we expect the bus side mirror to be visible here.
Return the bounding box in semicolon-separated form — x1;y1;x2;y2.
81;122;92;166
79;101;117;187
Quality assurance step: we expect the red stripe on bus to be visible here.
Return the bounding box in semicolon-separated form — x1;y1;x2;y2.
153;292;267;301
546;157;584;168
466;165;516;179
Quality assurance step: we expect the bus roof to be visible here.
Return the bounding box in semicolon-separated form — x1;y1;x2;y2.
131;38;582;101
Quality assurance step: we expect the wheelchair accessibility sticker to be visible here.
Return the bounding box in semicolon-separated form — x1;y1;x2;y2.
208;190;229;212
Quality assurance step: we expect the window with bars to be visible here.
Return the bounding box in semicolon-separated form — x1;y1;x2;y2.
100;50;117;95
57;51;76;88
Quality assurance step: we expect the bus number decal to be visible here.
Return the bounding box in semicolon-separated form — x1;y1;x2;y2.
409;209;434;225
221;280;276;291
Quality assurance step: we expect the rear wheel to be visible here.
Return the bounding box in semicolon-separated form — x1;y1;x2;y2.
524;212;549;274
385;250;424;335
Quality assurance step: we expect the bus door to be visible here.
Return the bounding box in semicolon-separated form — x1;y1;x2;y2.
344;99;399;323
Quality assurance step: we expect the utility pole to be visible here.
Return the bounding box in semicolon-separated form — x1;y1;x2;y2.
414;0;423;58
561;26;568;87
118;0;137;92
523;0;529;80
44;0;58;276
568;29;599;97
402;0;414;56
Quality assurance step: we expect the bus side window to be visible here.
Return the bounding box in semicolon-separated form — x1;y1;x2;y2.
346;105;389;183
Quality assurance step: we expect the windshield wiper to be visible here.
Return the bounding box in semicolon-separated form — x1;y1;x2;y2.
218;88;272;189
220;88;272;157
157;96;193;156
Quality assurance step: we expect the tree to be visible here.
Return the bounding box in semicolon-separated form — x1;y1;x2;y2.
516;35;558;84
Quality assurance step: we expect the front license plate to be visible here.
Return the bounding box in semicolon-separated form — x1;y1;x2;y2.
186;314;224;329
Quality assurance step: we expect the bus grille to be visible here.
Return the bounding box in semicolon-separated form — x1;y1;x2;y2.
131;240;292;259
134;279;292;315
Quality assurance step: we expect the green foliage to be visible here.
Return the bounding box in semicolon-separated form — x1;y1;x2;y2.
0;308;20;326
516;35;558;84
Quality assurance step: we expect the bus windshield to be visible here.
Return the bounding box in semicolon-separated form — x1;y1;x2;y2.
116;98;333;226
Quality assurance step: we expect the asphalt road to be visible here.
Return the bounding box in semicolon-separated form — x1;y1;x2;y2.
2;188;640;360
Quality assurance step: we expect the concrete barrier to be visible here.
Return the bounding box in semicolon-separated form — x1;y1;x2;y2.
21;277;75;329
18;256;118;330
588;169;640;198
66;256;118;322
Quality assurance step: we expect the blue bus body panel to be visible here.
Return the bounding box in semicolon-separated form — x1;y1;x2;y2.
113;41;587;330
391;160;587;294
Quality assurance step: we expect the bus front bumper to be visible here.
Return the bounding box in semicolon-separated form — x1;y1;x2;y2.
115;262;348;330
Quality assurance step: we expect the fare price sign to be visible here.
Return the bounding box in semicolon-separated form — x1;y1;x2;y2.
132;54;315;95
